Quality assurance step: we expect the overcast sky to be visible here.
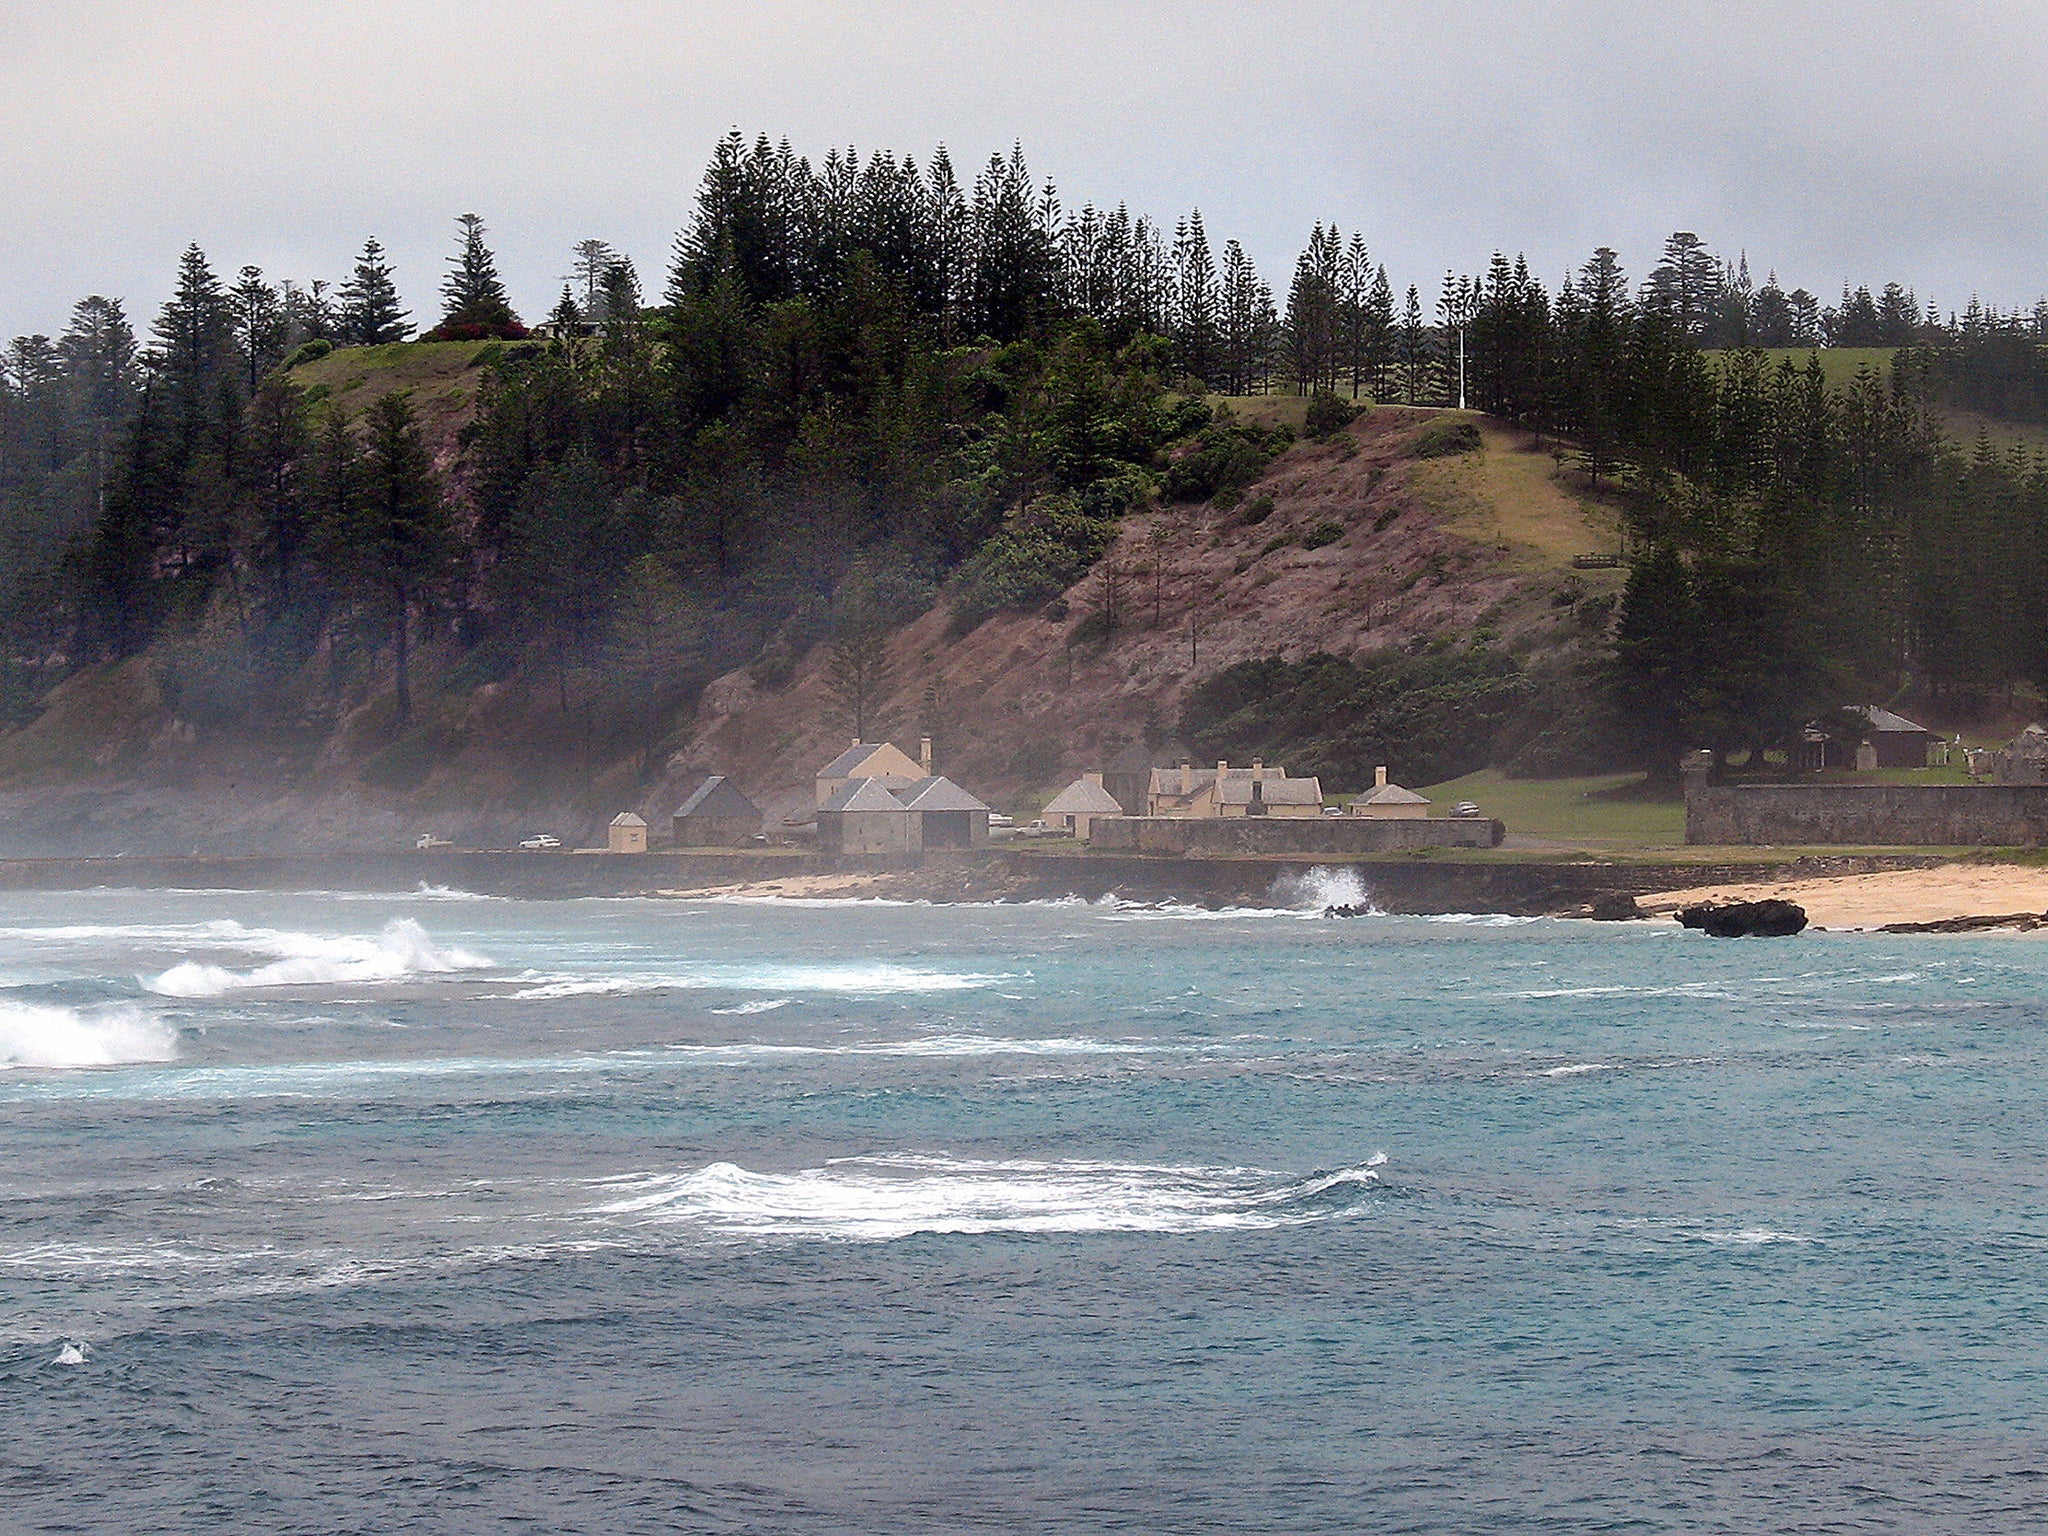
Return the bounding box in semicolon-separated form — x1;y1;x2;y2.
4;1;2045;341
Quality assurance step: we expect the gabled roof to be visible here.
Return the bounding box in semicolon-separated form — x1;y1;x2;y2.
817;741;922;780
611;811;647;827
1043;777;1124;815
899;775;990;813
819;777;908;814
1218;776;1324;806
1357;782;1429;806
675;775;762;819
1854;706;1932;734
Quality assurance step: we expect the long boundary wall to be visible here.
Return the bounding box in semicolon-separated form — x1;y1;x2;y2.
1686;783;2048;846
1084;816;1504;855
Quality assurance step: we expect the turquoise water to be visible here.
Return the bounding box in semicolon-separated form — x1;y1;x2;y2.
3;881;2046;1532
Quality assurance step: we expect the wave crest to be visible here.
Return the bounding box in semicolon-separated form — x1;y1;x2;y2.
0;999;176;1069
587;1151;1385;1239
146;918;490;997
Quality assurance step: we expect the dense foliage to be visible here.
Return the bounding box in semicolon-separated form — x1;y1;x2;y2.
5;137;2048;777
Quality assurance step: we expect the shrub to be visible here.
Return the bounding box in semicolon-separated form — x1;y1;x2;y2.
1300;520;1344;550
1304;391;1364;440
1412;420;1482;458
1371;507;1399;533
1160;422;1292;503
949;483;1137;634
1240;494;1275;526
1258;533;1294;558
283;338;332;368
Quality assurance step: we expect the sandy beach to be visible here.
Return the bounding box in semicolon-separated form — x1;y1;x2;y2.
1640;862;2048;932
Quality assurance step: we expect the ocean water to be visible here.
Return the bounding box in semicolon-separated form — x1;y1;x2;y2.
4;874;2047;1533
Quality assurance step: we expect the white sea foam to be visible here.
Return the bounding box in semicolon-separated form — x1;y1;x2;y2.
52;1340;89;1365
1271;866;1377;913
587;1151;1385;1239
1541;1062;1619;1078
1700;1227;1813;1247
145;918;491;997
507;962;1014;1000
710;998;793;1015
0;999;176;1069
335;883;502;903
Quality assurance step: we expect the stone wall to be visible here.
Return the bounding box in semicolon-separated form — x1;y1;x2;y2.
1085;815;1504;855
1686;782;2048;846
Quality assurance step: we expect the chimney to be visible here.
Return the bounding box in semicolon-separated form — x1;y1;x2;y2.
919;736;933;775
1084;771;1103;788
1375;766;1389;788
1217;760;1229;781
851;736;863;751
1252;758;1264;782
1180;759;1192;795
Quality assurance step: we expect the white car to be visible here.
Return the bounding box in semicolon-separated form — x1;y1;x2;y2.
1450;802;1482;819
518;834;562;851
414;834;452;850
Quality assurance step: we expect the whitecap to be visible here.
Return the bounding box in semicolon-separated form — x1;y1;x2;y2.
145;919;490;997
506;961;1014;1000
710;998;793;1015
52;1340;89;1366
585;1151;1384;1239
1700;1227;1812;1247
1270;866;1377;913
1540;1062;1619;1078
0;999;176;1070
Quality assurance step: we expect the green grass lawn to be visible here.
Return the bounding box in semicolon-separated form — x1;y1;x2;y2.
1701;347;1896;387
1414;769;1685;850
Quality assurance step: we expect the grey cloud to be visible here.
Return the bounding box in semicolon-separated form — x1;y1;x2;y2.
4;0;2045;339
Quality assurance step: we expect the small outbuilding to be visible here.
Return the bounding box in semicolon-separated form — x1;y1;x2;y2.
900;775;992;849
1043;772;1124;839
817;777;919;855
672;775;764;847
607;812;648;853
1850;706;1937;770
1349;766;1430;819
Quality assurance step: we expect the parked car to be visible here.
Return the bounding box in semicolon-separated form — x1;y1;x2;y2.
414;834;452;850
1450;801;1482;819
518;834;562;851
988;812;1015;828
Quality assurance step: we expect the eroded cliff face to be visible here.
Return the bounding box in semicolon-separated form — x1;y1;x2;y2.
0;407;1619;854
660;407;1617;825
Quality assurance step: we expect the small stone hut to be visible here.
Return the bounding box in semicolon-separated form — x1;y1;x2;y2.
607;812;648;853
1851;706;1936;770
1042;773;1124;839
1349;766;1430;820
672;775;764;847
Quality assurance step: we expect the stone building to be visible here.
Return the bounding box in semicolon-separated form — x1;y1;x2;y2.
671;775;764;847
607;812;648;853
1349;766;1430;819
1850;706;1937;769
1147;760;1323;818
815;738;930;807
1042;773;1124;839
817;778;920;855
900;775;992;849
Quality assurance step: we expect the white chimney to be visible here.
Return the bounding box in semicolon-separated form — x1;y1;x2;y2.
1376;766;1389;788
919;736;933;775
1252;758;1264;782
1084;770;1103;788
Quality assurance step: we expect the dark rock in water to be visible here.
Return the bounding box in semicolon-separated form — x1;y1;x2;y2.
1678;898;1808;937
1879;911;2046;934
1588;893;1645;921
1322;903;1373;919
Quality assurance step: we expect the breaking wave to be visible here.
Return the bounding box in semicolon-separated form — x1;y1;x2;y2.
587;1151;1386;1239
146;919;491;997
0;999;176;1069
1270;866;1377;913
508;962;1014;1000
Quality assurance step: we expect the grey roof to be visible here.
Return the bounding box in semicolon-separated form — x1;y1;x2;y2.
819;777;907;814
899;775;990;813
1357;781;1430;806
610;811;647;827
1854;706;1932;734
1043;777;1124;815
1218;776;1324;806
675;775;762;820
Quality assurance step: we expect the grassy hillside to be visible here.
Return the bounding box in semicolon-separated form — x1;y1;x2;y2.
1702;346;1896;385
